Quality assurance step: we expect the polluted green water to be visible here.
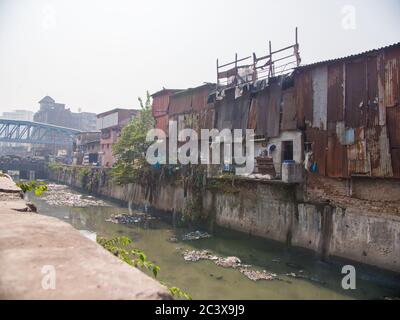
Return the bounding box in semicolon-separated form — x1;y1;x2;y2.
30;183;400;300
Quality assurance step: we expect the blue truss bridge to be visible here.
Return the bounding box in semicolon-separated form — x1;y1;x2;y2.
0;119;81;146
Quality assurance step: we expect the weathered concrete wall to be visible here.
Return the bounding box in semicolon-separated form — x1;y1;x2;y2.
50;167;400;273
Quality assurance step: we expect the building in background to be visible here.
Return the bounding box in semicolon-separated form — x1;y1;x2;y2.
0;109;35;156
34;96;97;131
97;108;138;167
72;132;101;166
0;109;34;121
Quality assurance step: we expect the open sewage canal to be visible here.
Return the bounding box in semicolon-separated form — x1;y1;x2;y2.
29;183;400;300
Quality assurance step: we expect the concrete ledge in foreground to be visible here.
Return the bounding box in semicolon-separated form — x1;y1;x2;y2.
0;208;171;299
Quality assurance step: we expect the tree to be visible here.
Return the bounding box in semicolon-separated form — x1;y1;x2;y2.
111;91;155;184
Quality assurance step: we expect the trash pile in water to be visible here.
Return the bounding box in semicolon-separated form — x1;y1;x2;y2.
182;250;218;262
239;268;277;281
41;184;110;207
105;212;157;225
181;249;277;282
182;231;212;241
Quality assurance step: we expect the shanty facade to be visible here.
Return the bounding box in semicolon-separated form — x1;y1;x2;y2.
151;42;400;181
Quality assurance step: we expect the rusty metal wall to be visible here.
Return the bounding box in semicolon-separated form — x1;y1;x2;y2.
312;65;328;130
365;125;393;177
366;56;379;126
198;108;215;131
281;87;297;131
327;123;348;177
345;58;367;128
247;98;257;130
327;62;344;122
305;127;327;176
214;88;235;131
191;84;214;112
152;94;170;118
391;149;400;178
155;115;169;133
347;128;370;175
232;90;251;133
387;105;400;147
168;92;192;115
384;46;400;108
294;70;312;129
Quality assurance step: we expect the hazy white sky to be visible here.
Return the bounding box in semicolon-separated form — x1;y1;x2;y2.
0;0;399;114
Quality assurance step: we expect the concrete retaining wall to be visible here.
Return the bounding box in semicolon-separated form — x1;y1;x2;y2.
50;167;400;273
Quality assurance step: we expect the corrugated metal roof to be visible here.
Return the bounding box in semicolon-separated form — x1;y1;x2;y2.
296;42;400;70
151;88;182;98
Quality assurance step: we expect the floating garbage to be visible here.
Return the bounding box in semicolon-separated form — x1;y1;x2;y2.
215;256;241;268
240;268;277;281
181;249;278;282
105;213;156;225
40;184;110;207
182;230;212;241
182;250;218;262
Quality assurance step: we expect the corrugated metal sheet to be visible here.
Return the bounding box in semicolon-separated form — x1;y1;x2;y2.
327;62;344;122
264;81;281;138
151;89;181;117
327;125;348;178
194;108;215;133
255;87;268;135
254;82;281;137
297;42;400;70
377;53;386;125
247;98;257;130
232;90;251;133
391;148;400;178
345;58;367;128
365;125;393;177
387;105;400;178
366;56;379;126
305;127;327;176
347;127;369;175
152;94;170;117
294;70;312;129
168;91;192;115
281;87;297;131
215;88;235;131
312;65;328;130
155;115;169;133
191;84;214;112
387;105;400;147
384;46;400;108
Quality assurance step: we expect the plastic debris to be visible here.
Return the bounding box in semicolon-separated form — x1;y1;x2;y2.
240;268;277;281
182;230;212;241
41;184;110;207
215;256;242;268
105;213;156;225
